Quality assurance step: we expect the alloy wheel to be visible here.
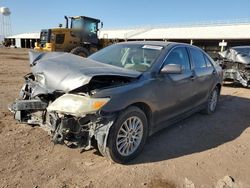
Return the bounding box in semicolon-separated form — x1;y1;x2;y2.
116;116;143;156
209;89;218;112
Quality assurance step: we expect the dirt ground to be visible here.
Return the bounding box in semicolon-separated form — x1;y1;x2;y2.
0;48;250;188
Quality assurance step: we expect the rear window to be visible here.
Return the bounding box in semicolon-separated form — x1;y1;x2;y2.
189;48;206;68
204;54;213;67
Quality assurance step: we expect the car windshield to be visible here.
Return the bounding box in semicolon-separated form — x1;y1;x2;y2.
88;44;163;72
234;47;250;55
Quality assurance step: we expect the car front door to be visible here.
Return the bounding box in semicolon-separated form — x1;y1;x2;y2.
154;46;197;125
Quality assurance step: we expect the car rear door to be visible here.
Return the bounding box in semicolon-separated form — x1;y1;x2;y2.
154;46;197;125
188;47;216;106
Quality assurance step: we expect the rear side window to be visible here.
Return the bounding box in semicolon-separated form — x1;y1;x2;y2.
164;47;191;70
204;54;213;67
189;48;206;68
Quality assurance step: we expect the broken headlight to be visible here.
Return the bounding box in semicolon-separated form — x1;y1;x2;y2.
35;73;46;85
47;94;110;117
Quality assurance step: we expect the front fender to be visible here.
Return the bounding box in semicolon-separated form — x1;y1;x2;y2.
93;79;158;113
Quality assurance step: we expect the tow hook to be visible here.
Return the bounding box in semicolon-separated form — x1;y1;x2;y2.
52;131;65;144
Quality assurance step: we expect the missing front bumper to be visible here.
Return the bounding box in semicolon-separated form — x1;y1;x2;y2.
9;99;47;111
8;99;116;152
8;99;47;124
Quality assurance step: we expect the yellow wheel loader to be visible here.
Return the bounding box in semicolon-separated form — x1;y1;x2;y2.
34;16;110;57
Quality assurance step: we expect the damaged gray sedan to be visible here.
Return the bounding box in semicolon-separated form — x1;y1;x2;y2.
9;41;223;163
219;46;250;87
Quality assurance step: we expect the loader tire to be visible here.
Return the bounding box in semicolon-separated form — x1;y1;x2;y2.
70;47;89;57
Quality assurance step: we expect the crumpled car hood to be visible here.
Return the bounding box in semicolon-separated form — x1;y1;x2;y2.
219;47;250;64
29;51;141;92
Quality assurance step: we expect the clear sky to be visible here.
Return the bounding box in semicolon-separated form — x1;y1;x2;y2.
1;0;250;34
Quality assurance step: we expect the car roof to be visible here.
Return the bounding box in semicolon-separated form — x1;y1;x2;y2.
116;41;200;52
116;41;182;47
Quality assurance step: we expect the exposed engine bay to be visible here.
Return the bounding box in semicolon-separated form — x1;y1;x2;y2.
218;46;250;87
9;51;139;151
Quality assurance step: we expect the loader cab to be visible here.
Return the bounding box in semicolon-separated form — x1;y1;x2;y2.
34;15;103;56
70;16;100;45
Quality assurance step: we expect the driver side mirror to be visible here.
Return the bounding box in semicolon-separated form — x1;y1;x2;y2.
161;64;182;74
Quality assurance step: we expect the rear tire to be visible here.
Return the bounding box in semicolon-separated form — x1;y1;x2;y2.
70;46;89;57
101;106;148;164
204;86;219;114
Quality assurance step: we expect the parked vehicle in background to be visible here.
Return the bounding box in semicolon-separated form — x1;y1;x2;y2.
9;41;223;163
219;46;250;87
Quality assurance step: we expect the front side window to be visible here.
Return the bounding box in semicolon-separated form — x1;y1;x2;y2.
189;48;206;68
89;44;163;72
163;47;190;70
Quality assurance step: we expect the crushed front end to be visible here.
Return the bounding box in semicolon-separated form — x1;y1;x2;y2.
219;47;250;87
8;51;139;152
9;73;115;151
222;61;250;87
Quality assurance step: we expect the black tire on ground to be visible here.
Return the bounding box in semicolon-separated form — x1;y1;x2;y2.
203;86;219;114
99;106;148;164
70;46;89;57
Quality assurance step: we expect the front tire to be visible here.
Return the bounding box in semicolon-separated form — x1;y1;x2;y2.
70;46;89;57
102;106;148;164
